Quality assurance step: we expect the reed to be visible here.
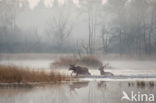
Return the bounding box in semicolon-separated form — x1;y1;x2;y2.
0;65;70;83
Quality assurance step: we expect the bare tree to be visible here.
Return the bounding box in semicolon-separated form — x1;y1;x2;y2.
79;0;102;54
46;4;73;52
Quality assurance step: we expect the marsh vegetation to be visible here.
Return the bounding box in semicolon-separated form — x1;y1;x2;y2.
0;65;70;83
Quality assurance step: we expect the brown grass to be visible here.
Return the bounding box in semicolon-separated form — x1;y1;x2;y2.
0;65;70;83
52;56;102;68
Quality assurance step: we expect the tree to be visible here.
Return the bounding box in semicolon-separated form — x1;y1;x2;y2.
79;0;102;54
0;0;21;52
46;2;73;52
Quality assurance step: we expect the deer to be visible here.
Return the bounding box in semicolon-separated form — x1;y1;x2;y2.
69;65;91;76
98;64;114;76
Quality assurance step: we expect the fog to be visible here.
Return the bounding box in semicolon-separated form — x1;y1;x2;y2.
0;0;156;55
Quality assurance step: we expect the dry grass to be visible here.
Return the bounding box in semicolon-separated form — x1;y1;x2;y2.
52;56;102;68
0;65;70;83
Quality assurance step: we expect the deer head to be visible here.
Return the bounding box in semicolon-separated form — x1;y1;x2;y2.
98;63;109;71
69;64;76;71
98;65;104;71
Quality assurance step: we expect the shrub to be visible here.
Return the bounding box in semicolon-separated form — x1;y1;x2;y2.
51;56;102;68
78;56;102;67
51;57;78;67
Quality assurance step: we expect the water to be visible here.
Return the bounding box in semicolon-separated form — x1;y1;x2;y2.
1;59;156;103
0;81;156;103
0;59;156;75
0;59;52;69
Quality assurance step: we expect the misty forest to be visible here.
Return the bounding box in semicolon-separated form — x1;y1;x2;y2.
1;1;156;103
0;0;156;56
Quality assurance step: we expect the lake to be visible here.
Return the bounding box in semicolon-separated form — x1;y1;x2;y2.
0;58;156;103
0;81;156;103
0;59;156;75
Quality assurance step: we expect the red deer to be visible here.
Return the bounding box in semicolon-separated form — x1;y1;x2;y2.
69;65;91;76
98;64;114;76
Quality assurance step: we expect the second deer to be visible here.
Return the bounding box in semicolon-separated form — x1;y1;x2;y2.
98;64;114;76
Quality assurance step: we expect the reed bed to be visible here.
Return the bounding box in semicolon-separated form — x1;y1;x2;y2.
0;65;70;83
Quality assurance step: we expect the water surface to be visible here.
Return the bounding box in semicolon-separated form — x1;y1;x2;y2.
0;81;156;103
0;59;156;75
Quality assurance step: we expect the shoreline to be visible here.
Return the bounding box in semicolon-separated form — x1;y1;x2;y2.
0;77;156;88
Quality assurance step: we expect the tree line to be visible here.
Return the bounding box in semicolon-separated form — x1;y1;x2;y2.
0;0;156;56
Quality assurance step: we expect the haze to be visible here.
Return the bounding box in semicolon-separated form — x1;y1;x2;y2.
0;0;156;56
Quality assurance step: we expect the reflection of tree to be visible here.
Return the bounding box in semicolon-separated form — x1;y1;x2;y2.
53;85;69;103
97;81;108;103
88;82;97;103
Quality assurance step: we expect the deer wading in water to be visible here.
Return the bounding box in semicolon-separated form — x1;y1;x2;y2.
98;64;114;76
69;65;91;76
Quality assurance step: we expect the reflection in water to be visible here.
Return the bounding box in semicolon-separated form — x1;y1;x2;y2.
128;82;135;87
97;81;107;88
0;83;33;88
128;81;155;90
69;81;89;92
0;81;156;103
137;81;146;89
149;82;155;89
